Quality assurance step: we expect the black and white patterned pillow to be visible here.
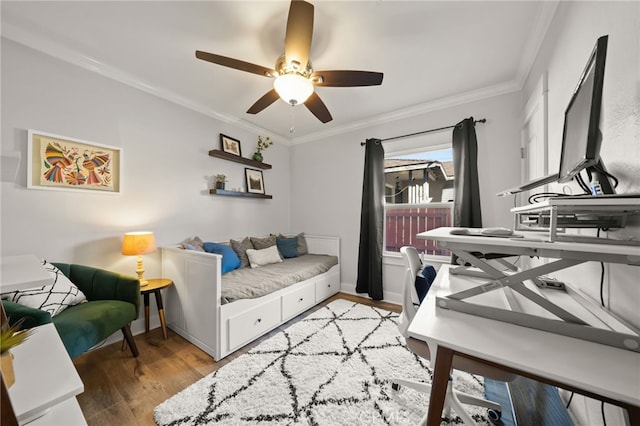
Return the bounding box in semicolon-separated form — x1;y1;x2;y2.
1;260;87;317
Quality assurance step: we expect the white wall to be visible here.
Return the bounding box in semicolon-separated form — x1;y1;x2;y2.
290;91;522;302
523;1;639;326
522;2;639;424
1;39;292;333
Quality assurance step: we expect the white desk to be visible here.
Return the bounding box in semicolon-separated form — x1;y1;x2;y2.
417;227;640;352
407;265;640;426
511;196;640;242
7;323;85;425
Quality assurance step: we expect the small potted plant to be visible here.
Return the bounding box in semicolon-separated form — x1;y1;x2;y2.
215;174;227;190
252;135;273;163
1;319;32;388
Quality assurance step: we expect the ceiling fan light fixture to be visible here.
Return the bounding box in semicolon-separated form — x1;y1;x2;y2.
274;73;314;106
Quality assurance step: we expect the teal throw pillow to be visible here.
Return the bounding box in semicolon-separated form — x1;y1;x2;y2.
276;236;299;259
203;242;241;274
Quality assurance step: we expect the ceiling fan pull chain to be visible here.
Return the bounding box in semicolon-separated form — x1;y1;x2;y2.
290;105;296;133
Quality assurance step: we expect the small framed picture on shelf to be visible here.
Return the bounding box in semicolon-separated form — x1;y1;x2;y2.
245;168;265;195
220;134;242;157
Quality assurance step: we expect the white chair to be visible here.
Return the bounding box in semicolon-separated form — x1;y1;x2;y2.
393;246;514;425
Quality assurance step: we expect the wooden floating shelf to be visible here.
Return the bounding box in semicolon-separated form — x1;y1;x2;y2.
209;189;273;199
208;149;272;170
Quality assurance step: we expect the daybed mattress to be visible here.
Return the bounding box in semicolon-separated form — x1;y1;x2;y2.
221;254;338;304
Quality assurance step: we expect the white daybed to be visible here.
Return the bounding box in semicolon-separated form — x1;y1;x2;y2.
161;235;340;360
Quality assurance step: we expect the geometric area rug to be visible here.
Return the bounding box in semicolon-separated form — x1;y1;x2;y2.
154;299;491;425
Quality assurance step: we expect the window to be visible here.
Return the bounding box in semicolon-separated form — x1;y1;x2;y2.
384;147;453;257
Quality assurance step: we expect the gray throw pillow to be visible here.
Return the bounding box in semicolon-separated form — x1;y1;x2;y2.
230;237;254;268
296;232;308;256
180;236;205;251
250;235;276;250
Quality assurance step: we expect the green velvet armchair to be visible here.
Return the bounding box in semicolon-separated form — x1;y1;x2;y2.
2;263;140;359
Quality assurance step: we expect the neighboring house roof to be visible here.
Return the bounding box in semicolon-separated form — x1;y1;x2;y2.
384;159;427;169
384;159;454;180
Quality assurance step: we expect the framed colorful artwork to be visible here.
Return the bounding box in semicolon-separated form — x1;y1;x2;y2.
220;134;242;157
245;168;265;194
27;130;121;193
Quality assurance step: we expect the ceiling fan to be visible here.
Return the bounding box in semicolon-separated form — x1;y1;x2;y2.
195;0;383;124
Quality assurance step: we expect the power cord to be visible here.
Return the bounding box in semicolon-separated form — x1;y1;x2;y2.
566;229;607;421
597;228;606;308
565;391;574;408
597;228;607;426
591;163;619;189
577;165;620;195
599;262;606;307
575;172;591;194
527;192;570;204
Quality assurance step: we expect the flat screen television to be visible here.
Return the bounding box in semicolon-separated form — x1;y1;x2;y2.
557;35;615;194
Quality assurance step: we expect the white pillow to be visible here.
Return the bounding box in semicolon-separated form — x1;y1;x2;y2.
246;245;283;268
1;260;87;317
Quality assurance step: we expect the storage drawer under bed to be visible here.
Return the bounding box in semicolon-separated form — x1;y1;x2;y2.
315;268;340;301
282;280;316;321
227;298;281;352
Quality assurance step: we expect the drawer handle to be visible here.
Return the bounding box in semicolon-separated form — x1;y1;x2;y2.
256;318;262;324
328;284;331;287
299;297;304;302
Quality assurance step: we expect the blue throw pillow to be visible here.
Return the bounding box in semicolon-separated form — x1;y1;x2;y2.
414;264;437;303
203;242;241;274
276;236;299;259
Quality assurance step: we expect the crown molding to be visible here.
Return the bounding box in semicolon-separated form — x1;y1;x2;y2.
1;23;291;142
3;2;558;148
514;1;559;89
289;79;522;145
292;2;560;146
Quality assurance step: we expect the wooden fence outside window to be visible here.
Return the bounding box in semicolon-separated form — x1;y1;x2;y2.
385;205;452;256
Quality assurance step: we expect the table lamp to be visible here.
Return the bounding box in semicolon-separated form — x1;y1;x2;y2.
121;231;156;287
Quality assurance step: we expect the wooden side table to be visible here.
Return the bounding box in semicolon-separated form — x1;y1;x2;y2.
141;278;173;339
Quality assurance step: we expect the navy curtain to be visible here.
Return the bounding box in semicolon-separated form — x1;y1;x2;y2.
452;117;482;228
356;138;384;300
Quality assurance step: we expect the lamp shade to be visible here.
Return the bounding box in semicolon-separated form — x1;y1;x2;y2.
274;74;314;106
121;232;156;256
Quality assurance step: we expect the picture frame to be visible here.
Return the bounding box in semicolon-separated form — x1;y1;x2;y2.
245;168;265;195
27;130;121;193
220;134;242;157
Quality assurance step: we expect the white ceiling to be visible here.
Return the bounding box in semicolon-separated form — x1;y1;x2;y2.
1;1;557;143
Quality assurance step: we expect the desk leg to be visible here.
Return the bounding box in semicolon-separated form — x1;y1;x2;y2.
427;346;455;426
143;293;150;333
154;289;168;340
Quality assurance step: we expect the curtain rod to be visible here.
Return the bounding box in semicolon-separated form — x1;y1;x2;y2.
360;118;486;146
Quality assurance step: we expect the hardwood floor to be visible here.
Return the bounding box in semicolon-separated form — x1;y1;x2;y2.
74;293;400;425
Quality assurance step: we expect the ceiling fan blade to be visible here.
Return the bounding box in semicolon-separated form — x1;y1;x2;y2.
311;70;384;87
247;89;280;114
304;92;332;123
285;0;314;71
195;51;275;77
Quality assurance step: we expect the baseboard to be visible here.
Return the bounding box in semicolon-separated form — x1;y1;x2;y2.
86;314;161;352
341;282;402;305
